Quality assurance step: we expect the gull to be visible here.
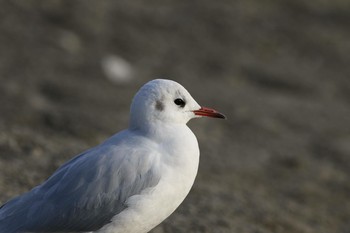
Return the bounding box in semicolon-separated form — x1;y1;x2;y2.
0;79;225;233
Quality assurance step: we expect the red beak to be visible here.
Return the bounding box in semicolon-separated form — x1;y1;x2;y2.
193;107;226;119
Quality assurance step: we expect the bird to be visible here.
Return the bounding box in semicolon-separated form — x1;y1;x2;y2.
0;79;225;233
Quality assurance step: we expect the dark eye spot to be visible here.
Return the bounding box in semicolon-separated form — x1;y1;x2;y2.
155;100;164;111
174;98;186;108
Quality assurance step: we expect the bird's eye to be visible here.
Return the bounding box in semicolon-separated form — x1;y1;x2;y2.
174;98;186;107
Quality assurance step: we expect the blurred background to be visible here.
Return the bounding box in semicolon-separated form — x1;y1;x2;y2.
0;1;350;232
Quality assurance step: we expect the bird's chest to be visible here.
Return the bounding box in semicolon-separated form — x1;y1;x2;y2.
98;127;199;233
96;137;199;233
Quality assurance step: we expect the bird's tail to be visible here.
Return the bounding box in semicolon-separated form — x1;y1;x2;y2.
0;220;24;233
0;195;30;233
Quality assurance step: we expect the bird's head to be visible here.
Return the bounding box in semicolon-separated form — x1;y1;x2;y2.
129;79;225;130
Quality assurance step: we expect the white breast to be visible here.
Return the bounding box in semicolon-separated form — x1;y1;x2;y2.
95;126;200;233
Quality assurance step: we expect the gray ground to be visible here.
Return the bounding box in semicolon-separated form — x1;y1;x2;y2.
0;1;350;233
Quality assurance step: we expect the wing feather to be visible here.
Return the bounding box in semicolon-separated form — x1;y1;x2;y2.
0;131;161;232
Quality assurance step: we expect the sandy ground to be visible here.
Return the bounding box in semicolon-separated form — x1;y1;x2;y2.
0;1;350;232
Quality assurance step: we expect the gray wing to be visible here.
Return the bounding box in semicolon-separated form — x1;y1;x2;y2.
0;132;161;233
